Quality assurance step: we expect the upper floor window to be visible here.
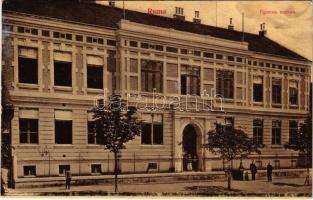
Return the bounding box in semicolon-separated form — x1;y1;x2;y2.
141;60;163;93
289;80;298;105
253;76;263;102
216;70;234;99
272;78;282;104
175;7;184;15
18;47;38;84
55;110;72;144
141;114;163;145
180;65;200;95
59;165;70;175
54;52;72;87
253;119;263;145
272;120;281;145
289;120;298;145
87;55;104;89
166;47;178;53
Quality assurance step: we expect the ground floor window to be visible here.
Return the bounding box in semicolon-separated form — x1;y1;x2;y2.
141;114;163;145
253;119;263;145
272;120;281;145
23;166;36;176
55;120;72;144
19;118;38;144
289;120;298;145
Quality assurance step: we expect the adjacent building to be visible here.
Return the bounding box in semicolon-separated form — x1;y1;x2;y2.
2;0;311;186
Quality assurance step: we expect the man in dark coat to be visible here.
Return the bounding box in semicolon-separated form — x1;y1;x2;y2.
267;162;273;182
250;161;257;180
65;170;72;190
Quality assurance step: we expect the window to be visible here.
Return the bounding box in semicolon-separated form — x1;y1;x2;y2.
91;164;102;174
54;52;72;87
180;49;188;55
141;114;163;145
65;34;72;40
175;7;184;15
42;30;50;37
17;26;24;33
59;165;70;175
216;54;223;59
253;119;263;145
180;65;200;95
289;121;298;145
272;120;281;145
87;120;103;145
227;56;234;61
87;55;103;89
166;47;178;53
19;119;38;144
272;78;282;104
76;35;83;41
107;40;116;46
141;42;149;49
130;41;138;47
216;70;234;98
53;32;60;38
155;45;164;51
289;81;298;105
55;110;72;144
18;47;38;84
193;51;201;57
86;36;92;43
266;63;270;68
236;57;243;62
2;24;13;32
141;60;163;93
23;166;36;176
203;52;214;58
107;50;116;72
253;76;263;102
195;11;199;18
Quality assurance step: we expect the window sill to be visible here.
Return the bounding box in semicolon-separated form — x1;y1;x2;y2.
53;86;73;91
272;103;282;108
54;144;74;148
253;101;263;105
17;144;40;148
271;145;282;148
86;144;102;148
289;104;299;109
140;144;164;147
23;175;36;178
87;88;103;94
17;83;39;89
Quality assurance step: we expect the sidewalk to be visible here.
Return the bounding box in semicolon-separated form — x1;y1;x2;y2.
5;177;312;196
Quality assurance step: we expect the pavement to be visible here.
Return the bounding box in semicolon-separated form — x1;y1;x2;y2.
4;177;312;196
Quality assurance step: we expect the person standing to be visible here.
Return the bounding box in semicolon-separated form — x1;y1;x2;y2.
238;162;244;181
250;161;257;181
65;169;72;190
267;162;273;182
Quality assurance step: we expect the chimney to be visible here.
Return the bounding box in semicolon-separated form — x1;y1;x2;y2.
259;23;267;37
228;18;234;30
173;7;185;21
109;1;115;7
193;11;201;24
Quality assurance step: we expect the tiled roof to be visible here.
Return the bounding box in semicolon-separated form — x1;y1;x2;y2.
3;0;308;61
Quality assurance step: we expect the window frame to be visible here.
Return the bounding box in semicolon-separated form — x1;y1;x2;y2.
272;120;281;145
18;47;38;84
289;120;298;145
141;114;163;145
19;118;39;144
55;120;73;144
87;64;104;89
253;119;263;145
54;60;72;87
216;70;234;99
140;60;163;93
272;79;282;104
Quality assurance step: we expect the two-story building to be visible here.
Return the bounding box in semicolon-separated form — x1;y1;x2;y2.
2;0;311;185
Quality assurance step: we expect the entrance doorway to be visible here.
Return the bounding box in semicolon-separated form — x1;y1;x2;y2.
182;124;200;171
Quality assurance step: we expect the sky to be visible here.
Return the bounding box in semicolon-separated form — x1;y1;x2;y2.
97;0;312;61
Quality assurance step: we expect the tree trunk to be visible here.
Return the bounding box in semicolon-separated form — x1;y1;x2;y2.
114;151;118;192
227;169;232;190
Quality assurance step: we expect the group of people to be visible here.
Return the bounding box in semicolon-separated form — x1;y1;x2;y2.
239;160;273;182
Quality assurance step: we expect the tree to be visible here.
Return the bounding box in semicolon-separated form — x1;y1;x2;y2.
203;122;261;190
284;117;312;185
92;94;141;192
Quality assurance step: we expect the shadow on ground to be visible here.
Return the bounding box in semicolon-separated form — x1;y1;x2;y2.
272;182;309;187
184;185;241;193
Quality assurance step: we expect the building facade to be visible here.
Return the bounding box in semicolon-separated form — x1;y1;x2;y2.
2;1;311;184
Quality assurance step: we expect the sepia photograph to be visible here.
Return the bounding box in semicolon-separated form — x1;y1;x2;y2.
1;0;312;197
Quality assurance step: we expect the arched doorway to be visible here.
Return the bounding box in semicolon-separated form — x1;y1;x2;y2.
182;124;201;171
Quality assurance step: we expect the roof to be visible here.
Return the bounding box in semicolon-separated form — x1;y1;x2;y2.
3;0;308;61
